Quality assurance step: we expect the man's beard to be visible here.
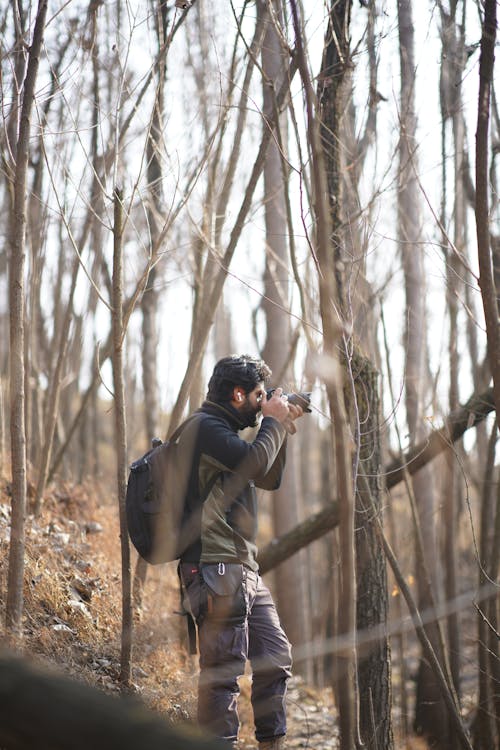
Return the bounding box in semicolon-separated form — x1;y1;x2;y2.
239;397;261;428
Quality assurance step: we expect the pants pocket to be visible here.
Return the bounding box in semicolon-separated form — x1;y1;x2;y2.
201;564;247;623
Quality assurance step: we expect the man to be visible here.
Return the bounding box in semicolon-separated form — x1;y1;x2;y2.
179;355;304;749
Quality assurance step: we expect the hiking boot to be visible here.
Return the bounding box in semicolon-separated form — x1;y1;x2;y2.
258;737;286;750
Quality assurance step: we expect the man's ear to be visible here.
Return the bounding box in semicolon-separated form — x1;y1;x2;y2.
233;387;245;403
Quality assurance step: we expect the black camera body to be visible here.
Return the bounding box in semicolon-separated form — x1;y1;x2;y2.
266;388;312;413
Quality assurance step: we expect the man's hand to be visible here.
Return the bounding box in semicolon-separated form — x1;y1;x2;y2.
262;388;304;434
283;401;304;434
261;388;289;422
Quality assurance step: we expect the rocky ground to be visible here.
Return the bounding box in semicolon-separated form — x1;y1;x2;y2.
272;679;338;750
0;475;432;749
0;476;342;749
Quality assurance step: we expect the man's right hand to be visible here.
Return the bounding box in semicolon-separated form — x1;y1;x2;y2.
261;388;291;424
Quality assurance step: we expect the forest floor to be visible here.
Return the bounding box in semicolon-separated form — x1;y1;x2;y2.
0;474;431;749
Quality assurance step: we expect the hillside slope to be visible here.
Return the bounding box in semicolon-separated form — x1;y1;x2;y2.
0;476;336;749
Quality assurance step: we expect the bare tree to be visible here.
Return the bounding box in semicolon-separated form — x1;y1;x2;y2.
398;1;454;744
142;0;167;442
167;59;298;432
314;1;394;746
472;421;498;749
6;0;48;632
472;1;499;746
438;0;468;704
256;0;312;678
112;188;133;685
289;1;359;746
475;0;500;419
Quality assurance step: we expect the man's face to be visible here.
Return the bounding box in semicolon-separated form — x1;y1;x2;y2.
238;382;266;426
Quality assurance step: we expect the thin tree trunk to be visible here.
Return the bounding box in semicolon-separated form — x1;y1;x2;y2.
257;0;311;680
475;0;500;424
167;59;298;433
289;1;357;746
26;32;71;473
33;35;104;507
361;474;473;750
32;258;80;514
142;0;167;442
398;1;450;742
385;494;409;742
472;6;499;738
472;421;497;750
353;354;393;750
0;378;5;476
6;0;48;633
487;473;500;749
132;3;169;606
439;3;468;708
112;188;132;686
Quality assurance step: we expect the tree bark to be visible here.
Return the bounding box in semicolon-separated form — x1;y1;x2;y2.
487;475;500;748
32;258;80;515
141;0;166;443
475;0;500;425
6;0;48;633
472;422;498;750
398;3;451;740
439;1;467;705
112;188;133;686
257;0;312;679
290;0;357;746
353;354;393;750
369;495;473;750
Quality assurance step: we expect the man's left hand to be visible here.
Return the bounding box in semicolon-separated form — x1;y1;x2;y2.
284;402;304;435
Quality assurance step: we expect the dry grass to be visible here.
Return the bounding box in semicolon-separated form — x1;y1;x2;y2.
0;474;197;727
0;473;284;747
0;472;438;749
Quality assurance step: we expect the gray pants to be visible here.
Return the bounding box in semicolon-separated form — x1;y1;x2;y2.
180;562;292;744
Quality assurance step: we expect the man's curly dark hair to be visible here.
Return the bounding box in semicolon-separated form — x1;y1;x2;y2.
206;355;272;403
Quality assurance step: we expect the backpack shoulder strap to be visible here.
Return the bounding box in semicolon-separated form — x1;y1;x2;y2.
167;411;208;443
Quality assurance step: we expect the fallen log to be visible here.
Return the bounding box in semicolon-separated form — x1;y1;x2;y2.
384;386;495;489
0;652;224;750
258;501;339;575
258;386;495;574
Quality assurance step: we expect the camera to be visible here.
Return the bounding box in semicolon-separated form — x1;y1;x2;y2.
266;388;312;413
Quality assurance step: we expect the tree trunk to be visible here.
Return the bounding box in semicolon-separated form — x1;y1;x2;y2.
32;258;80;514
398;1;450;744
475;0;500;424
141;0;167;443
353;354;393;750
487;473;500;749
472;422;498;750
290;0;358;746
6;0;48;633
257;0;312;680
167;60;298;433
439;1;468;715
112;188;133;686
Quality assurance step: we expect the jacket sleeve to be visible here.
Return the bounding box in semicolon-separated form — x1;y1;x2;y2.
198;415;287;484
253;437;287;490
